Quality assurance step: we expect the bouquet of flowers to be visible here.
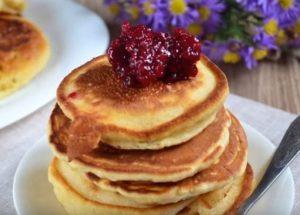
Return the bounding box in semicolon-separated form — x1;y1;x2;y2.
103;0;300;69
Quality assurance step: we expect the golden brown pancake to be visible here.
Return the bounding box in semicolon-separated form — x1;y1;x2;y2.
52;155;253;212
50;113;247;205
56;54;228;153
49;105;231;182
224;164;253;215
179;164;253;215
51;157;196;208
48;158;195;215
0;13;50;99
88;114;247;205
49;159;253;215
0;0;25;14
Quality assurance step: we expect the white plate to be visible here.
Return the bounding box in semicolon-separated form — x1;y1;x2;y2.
13;123;295;215
0;0;109;129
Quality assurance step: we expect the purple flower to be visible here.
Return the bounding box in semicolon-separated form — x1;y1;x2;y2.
240;46;257;69
202;40;227;61
103;0;300;69
167;0;199;28
253;28;278;49
138;0;169;31
265;0;300;27
289;38;300;46
103;0;117;4
104;0;131;21
237;0;276;14
262;16;280;37
196;0;226;33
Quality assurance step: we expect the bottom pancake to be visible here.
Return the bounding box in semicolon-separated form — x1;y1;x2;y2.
52;157;152;208
49;158;253;215
48;158;194;215
181;164;253;215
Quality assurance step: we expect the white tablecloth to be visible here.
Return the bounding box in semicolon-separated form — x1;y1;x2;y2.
0;94;298;215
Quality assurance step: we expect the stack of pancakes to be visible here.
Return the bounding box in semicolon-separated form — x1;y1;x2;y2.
48;54;254;215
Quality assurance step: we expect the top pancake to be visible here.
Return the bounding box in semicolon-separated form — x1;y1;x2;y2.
57;54;229;150
0;13;50;99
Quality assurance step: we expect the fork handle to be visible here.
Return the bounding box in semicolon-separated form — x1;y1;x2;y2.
238;116;300;215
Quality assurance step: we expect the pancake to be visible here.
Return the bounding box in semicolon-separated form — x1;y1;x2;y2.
53;157;197;208
51;114;247;205
87;114;247;205
53;155;253;211
52;157;151;208
0;13;50;99
49;105;231;182
56;54;229;151
49;161;252;215
179;164;253;215
48;158;194;215
0;0;25;14
51;157;253;212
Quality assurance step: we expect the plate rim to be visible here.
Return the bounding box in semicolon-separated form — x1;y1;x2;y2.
242;123;295;214
0;0;109;129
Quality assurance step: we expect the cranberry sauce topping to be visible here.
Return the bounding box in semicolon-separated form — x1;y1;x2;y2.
107;22;171;87
164;29;201;82
107;22;201;88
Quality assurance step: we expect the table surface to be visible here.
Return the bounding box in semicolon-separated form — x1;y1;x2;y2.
224;58;300;114
77;0;300;115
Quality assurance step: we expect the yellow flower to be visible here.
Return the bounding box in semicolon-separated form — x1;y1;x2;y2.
264;19;278;36
253;49;268;60
279;0;294;9
198;6;211;21
187;23;202;35
206;34;214;40
143;2;155;15
108;3;120;15
294;20;300;34
223;52;240;64
170;0;187;15
127;6;139;20
276;29;288;45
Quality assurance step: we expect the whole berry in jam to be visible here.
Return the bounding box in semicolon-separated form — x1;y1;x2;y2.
107;22;171;87
164;29;201;82
107;23;201;88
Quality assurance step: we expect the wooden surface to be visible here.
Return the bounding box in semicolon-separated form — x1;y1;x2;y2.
223;57;300;114
77;0;300;114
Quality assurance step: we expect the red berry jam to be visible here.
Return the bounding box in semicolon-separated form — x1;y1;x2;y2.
107;22;201;88
107;22;171;87
67;91;78;99
164;29;201;82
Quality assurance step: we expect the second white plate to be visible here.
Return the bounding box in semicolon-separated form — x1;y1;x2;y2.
0;0;109;129
13;123;295;215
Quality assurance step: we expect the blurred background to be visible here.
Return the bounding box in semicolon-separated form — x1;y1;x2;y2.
76;0;300;114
